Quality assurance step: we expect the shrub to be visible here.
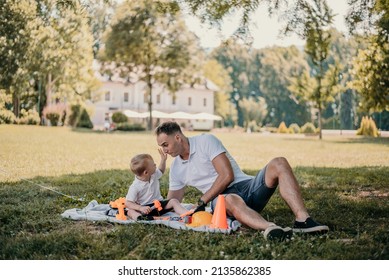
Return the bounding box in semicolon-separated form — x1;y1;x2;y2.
116;123;145;131
61;109;67;125
67;104;92;129
43;104;66;126
0;91;15;124
277;121;289;133
76;109;93;129
18;109;40;125
0;109;16;124
288;123;300;134
301;122;317;134
68;104;81;127
247;120;261;133
262;126;278;133
112;111;128;123
357;116;379;137
46;112;60;126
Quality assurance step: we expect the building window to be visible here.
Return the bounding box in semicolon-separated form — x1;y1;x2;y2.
172;95;176;105
203;98;207;107
105;91;110;101
124;92;129;102
188;97;192;106
156;94;161;104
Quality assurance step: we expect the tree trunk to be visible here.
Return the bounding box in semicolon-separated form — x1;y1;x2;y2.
12;92;20;118
46;73;52;107
317;63;324;140
318;108;322;139
147;74;153;130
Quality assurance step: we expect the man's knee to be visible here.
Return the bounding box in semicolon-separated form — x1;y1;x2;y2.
225;194;245;215
268;157;292;173
270;157;288;167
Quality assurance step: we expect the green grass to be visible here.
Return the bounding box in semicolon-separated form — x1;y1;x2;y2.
0;125;388;259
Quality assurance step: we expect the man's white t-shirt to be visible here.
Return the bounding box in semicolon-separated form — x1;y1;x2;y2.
126;168;164;205
169;134;251;193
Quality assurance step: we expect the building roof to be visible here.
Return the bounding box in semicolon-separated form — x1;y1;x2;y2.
93;60;219;91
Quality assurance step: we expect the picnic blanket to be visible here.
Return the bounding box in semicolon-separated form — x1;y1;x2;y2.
61;200;241;234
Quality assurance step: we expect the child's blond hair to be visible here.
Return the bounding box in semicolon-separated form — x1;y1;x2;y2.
130;154;153;176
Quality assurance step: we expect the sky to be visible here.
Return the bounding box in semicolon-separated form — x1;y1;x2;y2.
184;0;350;49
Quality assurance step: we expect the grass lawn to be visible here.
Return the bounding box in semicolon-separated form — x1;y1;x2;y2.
0;125;388;259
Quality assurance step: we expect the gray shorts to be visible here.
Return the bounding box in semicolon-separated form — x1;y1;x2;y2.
211;166;276;213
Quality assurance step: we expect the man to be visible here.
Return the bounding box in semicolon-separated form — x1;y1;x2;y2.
155;121;329;240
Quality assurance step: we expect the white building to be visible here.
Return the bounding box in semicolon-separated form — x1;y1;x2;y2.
90;74;221;130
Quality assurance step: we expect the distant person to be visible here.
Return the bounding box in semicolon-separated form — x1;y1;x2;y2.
155;121;329;240
125;150;188;221
104;120;110;132
104;118;110;132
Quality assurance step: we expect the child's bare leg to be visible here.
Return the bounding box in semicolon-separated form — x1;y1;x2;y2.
166;199;189;215
127;209;141;220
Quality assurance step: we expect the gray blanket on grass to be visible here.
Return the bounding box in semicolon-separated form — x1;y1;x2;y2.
61;200;241;234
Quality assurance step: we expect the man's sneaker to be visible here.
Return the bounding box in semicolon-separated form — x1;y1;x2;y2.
293;217;329;234
263;225;293;241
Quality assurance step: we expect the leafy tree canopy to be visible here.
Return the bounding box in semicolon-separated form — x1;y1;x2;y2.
102;0;199;129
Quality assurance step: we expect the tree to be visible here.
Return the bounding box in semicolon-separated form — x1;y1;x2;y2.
211;38;253;127
256;46;311;127
82;0;116;58
0;0;38;117
0;0;99;122
102;0;196;130
352;42;388;112
283;0;336;139
202;59;233;126
181;0;281;28
31;0;98;109
326;28;362;130
347;0;389;112
239;96;267;130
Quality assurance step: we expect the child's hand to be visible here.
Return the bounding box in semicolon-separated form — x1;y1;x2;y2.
158;148;167;162
139;206;151;215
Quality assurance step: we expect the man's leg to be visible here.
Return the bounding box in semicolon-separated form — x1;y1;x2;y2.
224;194;292;240
264;157;309;222
265;157;329;233
225;194;274;230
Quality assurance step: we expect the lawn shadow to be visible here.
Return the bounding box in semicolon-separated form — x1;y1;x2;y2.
331;137;389;146
278;135;389;146
1;166;388;259
70;127;151;135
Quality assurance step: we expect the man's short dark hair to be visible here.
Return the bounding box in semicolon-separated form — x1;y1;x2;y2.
155;121;182;135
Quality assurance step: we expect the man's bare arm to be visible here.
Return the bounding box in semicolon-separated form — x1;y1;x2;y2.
201;153;234;203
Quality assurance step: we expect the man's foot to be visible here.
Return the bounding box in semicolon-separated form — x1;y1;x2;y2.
263;225;293;241
293;217;329;234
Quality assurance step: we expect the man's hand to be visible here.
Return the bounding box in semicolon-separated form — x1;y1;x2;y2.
193;204;205;213
194;198;207;213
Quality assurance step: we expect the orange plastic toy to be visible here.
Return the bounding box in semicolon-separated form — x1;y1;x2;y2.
150;200;162;211
109;197;127;221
